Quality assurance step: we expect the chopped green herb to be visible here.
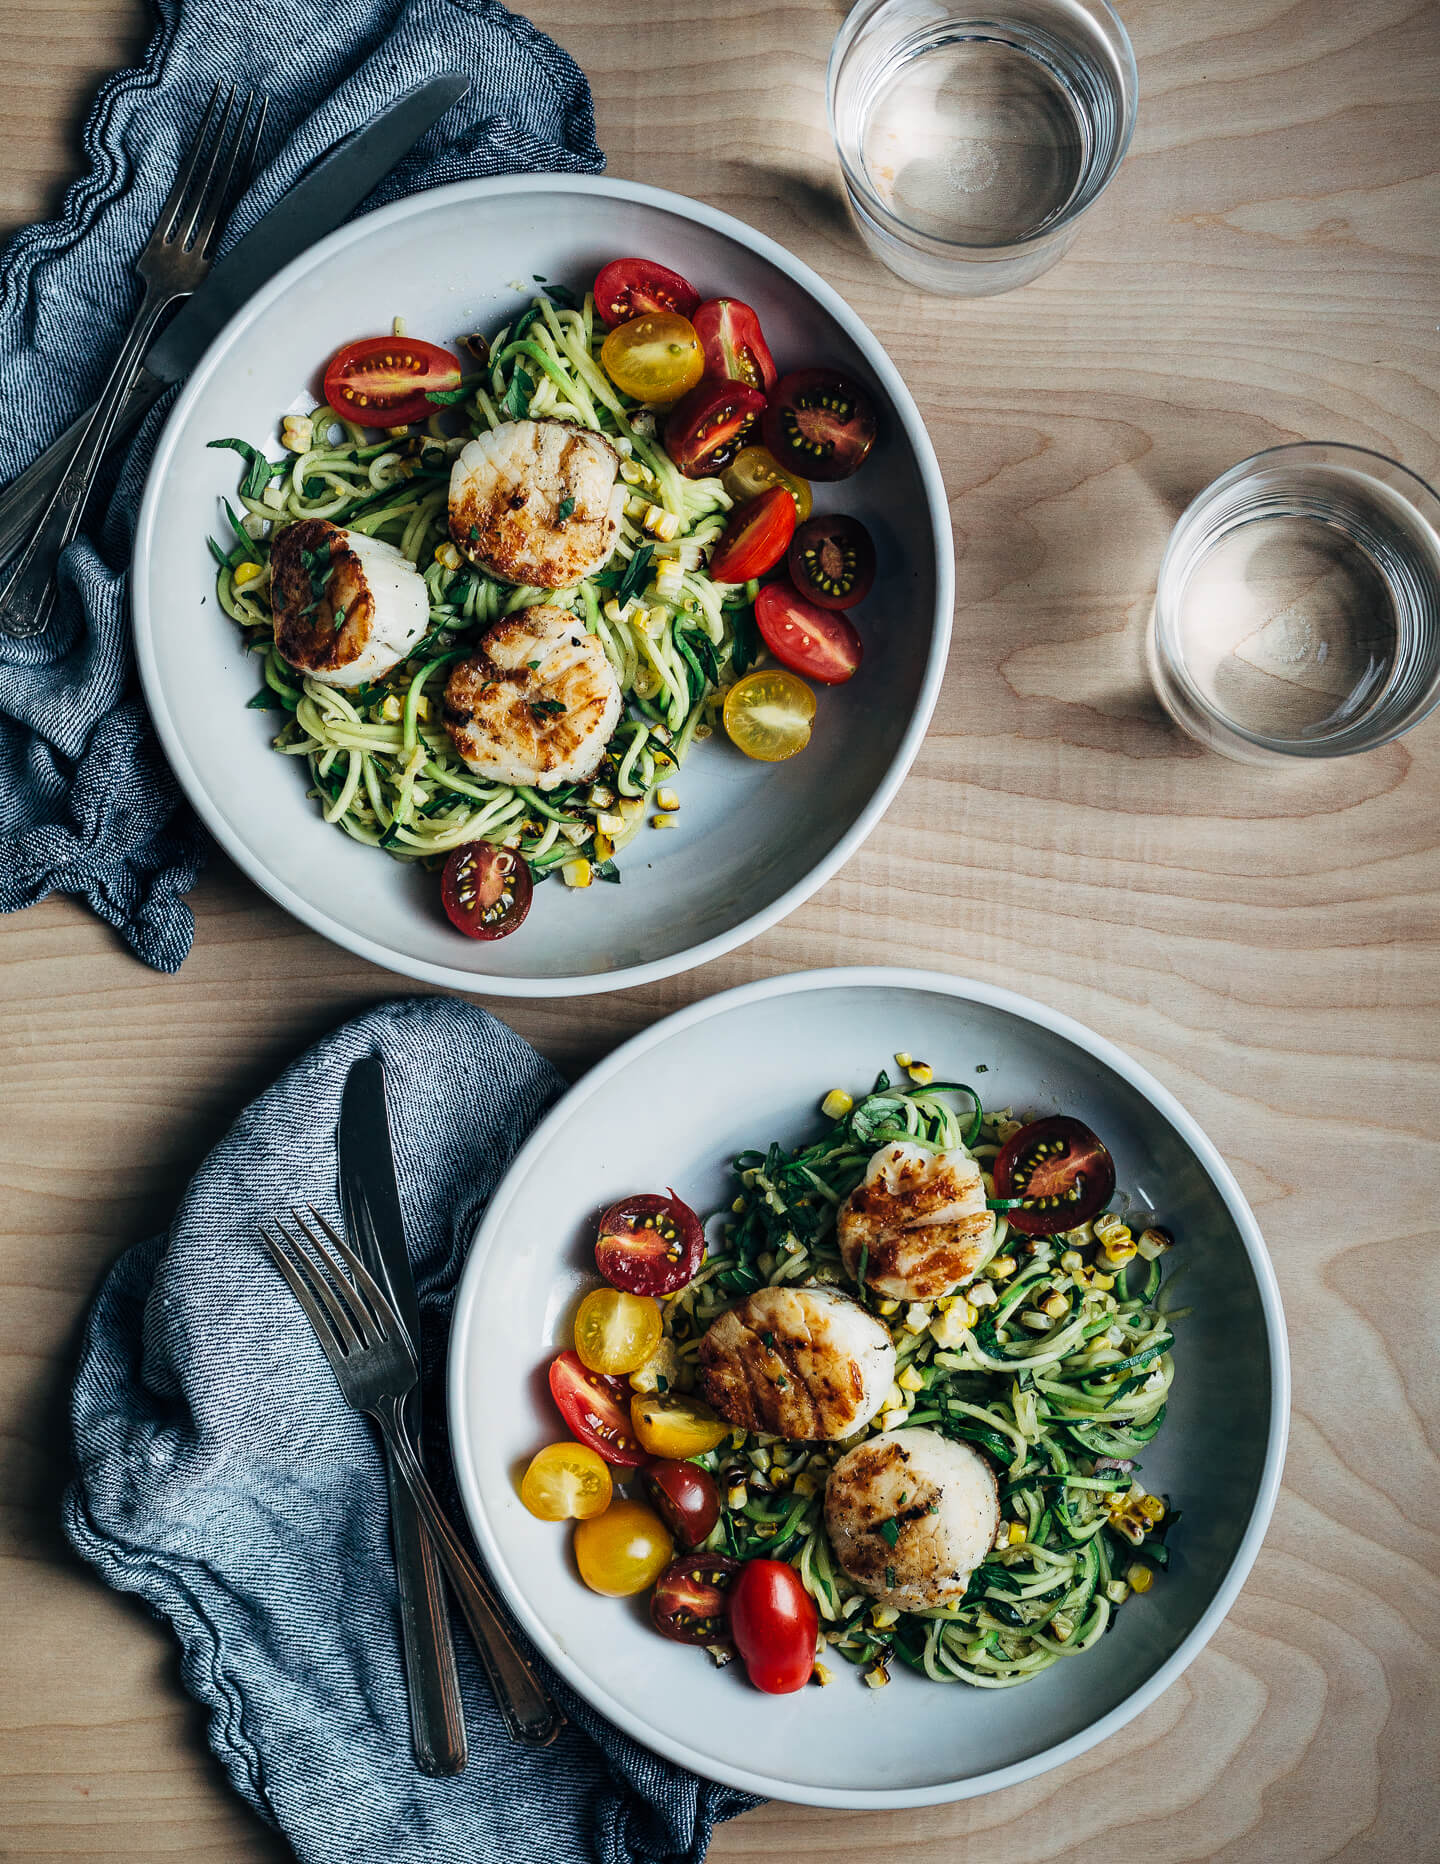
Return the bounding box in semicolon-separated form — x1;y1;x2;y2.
885;1565;896;1590
878;1517;901;1548
557;494;576;522
761;1331;775;1349
594;859;621;883
332;605;346;632
499;367;534;421
424;384;471;406
531;697;567;718
528;659;542;670
246;688;281;710
774;1373;789;1389
543;282;580;310
614;543;654;607
207;436;278;500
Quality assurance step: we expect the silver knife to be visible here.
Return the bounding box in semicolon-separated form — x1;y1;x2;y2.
339;1053;467;1775
0;73;470;564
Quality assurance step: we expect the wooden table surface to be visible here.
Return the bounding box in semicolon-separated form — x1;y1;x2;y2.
4;0;1439;1857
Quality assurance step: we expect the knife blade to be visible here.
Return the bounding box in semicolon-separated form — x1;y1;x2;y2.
0;73;470;564
339;1053;467;1775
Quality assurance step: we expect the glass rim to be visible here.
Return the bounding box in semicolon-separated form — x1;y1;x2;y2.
825;0;1140;258
1152;440;1440;758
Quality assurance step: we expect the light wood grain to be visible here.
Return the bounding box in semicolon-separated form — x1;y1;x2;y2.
2;0;1439;1858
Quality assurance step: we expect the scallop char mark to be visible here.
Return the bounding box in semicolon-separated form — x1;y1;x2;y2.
270;518;429;688
838;1142;998;1302
448;419;625;589
697;1284;895;1441
442;606;622;790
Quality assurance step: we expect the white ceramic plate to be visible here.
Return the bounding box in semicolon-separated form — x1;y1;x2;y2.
448;967;1289;1807
132;177;952;995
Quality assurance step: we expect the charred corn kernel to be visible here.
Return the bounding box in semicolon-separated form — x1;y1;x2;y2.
636;500;680;540
727;1482;748;1509
1095;1214;1130;1241
870;1605;900;1629
877;1297;901;1317
390;315;407;337
903;1302;930;1333
654;559;684;600
1139;1494;1167;1523
985;1256;1017;1281
879;1409;906;1431
968;1280;997;1308
557;819;590;847
1060;1249;1084;1273
906;1061;934;1087
821;1088;854;1120
596;810;625;836
434;541;462;570
618;794;645;822
811;1662;833;1687
1040;1291;1069;1319
1105;1579;1131;1606
1102;1238;1138;1266
1137;1225;1174;1260
1063;1222;1096;1247
928;1303;973;1347
883;1383;907;1412
770;1465;793;1489
792;1471;820;1498
619;460;649;486
1090;1269;1115;1292
893;1051;913;1069
232;560;264;589
1105;1490;1128;1508
897;1365;925;1394
655;786;680;813
588;782;616;809
560;858;593;888
603;596;636;625
729;1427;747;1448
261;480;286;511
863;1663;890;1689
1125;1563;1154;1594
1006;1520;1027;1546
1018;1311;1050;1332
593;830;615;861
281;413;313;453
1050;1613;1075;1643
652;813;678;829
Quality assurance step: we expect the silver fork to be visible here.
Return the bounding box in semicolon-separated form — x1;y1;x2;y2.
0;84;266;639
261;1209;566;1749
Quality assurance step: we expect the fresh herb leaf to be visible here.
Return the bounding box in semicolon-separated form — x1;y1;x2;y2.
207;436;278;500
557;494;576;522
424;385;471;406
543;282;580;310
885;1565;896;1589
878;1517;900;1548
594;860;621;883
614;543;655;607
207;535;231;569
511;303;544;342
528;659;542;670
332;605;346;632
531;697;567;718
499;366;534;421
246;688;281;710
761;1331;775;1349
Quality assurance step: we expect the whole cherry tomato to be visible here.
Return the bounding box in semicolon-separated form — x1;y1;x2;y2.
729;1559;819;1693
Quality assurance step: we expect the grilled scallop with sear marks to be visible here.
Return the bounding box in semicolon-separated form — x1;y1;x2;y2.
270;518;429;688
837;1141;998;1303
449;419;626;589
697;1285;895;1441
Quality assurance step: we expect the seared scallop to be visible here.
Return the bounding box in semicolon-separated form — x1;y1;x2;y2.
270;518;429;688
442;607;621;790
824;1427;1000;1611
697;1285;895;1442
449;419;625;589
838;1142;997;1303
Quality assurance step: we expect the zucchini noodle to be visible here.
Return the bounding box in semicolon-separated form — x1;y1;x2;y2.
664;1066;1182;1689
207;289;759;877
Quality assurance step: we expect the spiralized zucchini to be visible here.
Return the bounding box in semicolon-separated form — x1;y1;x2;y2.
208;290;761;875
664;1068;1181;1689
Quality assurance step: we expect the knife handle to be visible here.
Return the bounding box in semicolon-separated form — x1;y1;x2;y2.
0;373;165;567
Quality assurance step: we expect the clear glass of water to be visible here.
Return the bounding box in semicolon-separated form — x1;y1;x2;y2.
1148;444;1440;764
827;0;1138;296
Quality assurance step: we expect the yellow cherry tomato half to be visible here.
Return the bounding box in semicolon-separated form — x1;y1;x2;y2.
600;312;705;404
630;1391;731;1459
721;445;813;523
574;1498;675;1597
573;1286;664;1376
519;1442;614;1521
723;668;817;764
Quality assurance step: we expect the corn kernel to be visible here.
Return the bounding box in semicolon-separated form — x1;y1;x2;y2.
261;480;286;511
811;1662;833;1687
1090;1270;1115;1292
628;1338;679;1393
883;1383;907;1412
985;1256;1017;1281
1006;1520;1027;1546
232;560;264;589
637;500;680;540
619;460;648;485
1105;1580;1131;1606
1139;1494;1167;1523
878;1298;901;1317
1137;1225;1174;1261
906;1062;934;1086
1040;1291;1068;1319
654;560;685;600
897;1365;925;1393
380;694;403;722
593;830;615;861
1060;1249;1084;1273
727;1483;748;1509
618;794;645;822
879;1409;906;1431
870;1604;900;1629
893;1051;913;1069
903;1302;930;1333
1125;1563;1154;1594
655;786;680;813
1050;1612;1075;1642
280;413;312;453
433;541;462;570
792;1472;820;1498
652;813;678;829
821;1088;853;1120
561;858;592;888
595;810;625;836
863;1663;890;1689
1102;1239;1138;1266
968;1280;997;1308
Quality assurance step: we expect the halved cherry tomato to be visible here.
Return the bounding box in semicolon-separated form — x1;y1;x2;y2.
754;584;863;686
322;336;462;428
763;369;878;482
693;298;778;394
630;1391;729;1459
993;1116;1117;1237
594;258;700;328
548;1351;648;1466
574;1499;674;1597
644;1461;721;1548
729;1559;819;1693
520;1442;613;1521
707;486;796;583
722;445;812;522
600;312;704;403
664;379;767;479
651;1553;741;1644
723;668;816;763
441;843;533;940
787;514;876;609
574;1287;663;1376
596;1192;705;1296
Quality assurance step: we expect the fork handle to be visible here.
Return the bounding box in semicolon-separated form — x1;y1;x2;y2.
374;1400;567;1748
0;286;181;637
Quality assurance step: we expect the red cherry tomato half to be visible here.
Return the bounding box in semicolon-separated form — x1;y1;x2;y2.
664;379;767;479
763;369;878;482
651;1553;742;1645
644;1461;721;1549
441;843;533;940
595;1192;706;1296
993;1116;1117;1237
729;1559;819;1693
708;487;797;584
594;258;700;328
787;514;876;610
754;584;863;686
547;1351;649;1466
322;336;462;428
692;298;778;395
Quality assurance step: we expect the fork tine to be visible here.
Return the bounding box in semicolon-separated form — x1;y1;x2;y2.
275;1213;366;1352
194;91;267;258
262;1229;352;1375
301;1204;406;1348
153;83;231;247
175;86;242;251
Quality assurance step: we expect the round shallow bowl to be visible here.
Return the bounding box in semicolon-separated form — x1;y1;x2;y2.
132;176;952;996
449;967;1288;1807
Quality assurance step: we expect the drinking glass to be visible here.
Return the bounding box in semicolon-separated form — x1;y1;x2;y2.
1147;443;1440;764
827;0;1138;296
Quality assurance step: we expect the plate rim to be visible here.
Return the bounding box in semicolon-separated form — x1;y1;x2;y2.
130;174;955;997
447;964;1291;1806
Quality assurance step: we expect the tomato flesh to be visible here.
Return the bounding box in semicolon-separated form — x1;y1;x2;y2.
519;1442;613;1521
651;1553;741;1644
574;1499;674;1597
763;369;878;482
594;258;700;328
574;1287;663;1376
548;1351;647;1466
787;515;875;609
723;668;816;763
729;1559;819;1693
993;1116;1117;1237
596;1192;705;1295
707;486;796;583
693;298;778;394
600;312;704;404
755;584;862;686
441;843;533;940
664;379;767;479
722;445;812;522
631;1392;729;1459
644;1461;721;1548
322;336;462;427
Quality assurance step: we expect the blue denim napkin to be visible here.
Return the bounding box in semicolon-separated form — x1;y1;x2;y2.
0;0;603;971
63;995;760;1862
